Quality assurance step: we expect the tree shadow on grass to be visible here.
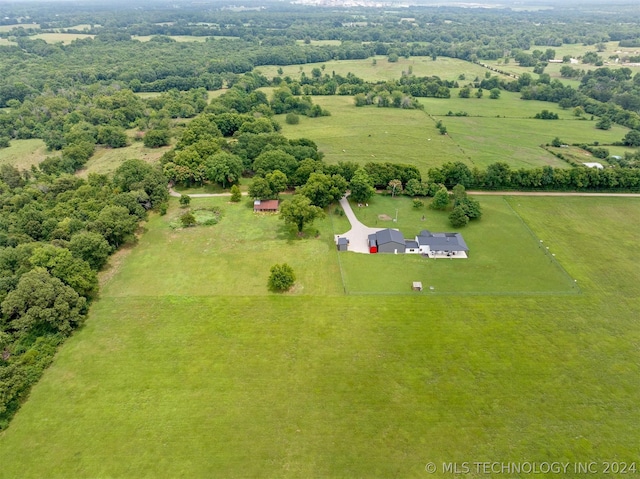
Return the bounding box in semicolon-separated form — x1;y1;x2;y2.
275;223;320;242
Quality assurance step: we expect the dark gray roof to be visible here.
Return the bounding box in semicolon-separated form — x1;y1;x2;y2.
368;233;377;247
375;228;405;245
405;240;418;248
416;231;468;251
337;237;348;245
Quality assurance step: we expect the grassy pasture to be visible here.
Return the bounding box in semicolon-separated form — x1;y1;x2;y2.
0;139;54;169
440;116;628;169
339;195;575;294
0;24;39;32
132;35;210;43
420;90;572;119
483;42;639;83
295;39;342;46
279;91;629;173
257;56;511;83
279;95;464;173
76;138;171;178
0;196;638;477
59;24;95;32
31;33;94;44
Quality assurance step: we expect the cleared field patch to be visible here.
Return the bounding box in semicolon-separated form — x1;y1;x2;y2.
549;41;620;61
31;33;94;44
101;196;344;298
0;139;54;169
421;90;572;119
59;24;95;31
257;56;510;83
132;35;210;42
279;92;627;173
340;195;575;294
440;116;629;169
0;24;39;32
279;95;465;174
76;133;171;177
295;39;342;46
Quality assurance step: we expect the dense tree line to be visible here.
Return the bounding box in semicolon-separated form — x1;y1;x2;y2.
0;159;167;429
427;161;640;192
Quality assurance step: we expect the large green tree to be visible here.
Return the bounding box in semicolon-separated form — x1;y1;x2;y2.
69;231;113;270
252;149;298;177
349;168;375;203
1;268;86;336
248;177;274;200
297;172;347;208
30;245;98;298
279;195;325;233
206;152;243;188
90;206;138;248
430;186;451;210
266;170;288;197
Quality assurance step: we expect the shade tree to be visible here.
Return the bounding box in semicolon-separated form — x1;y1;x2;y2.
349;168;375;203
430;186;451;210
206;152;243;188
1;268;87;337
297;173;348;208
279;194;325;234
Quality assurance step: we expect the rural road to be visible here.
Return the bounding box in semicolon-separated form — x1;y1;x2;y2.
467;191;640;197
171;186;640;199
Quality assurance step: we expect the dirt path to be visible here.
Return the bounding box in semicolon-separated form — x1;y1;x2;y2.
467;191;640;197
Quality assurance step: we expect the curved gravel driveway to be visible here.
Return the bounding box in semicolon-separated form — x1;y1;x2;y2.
334;196;384;254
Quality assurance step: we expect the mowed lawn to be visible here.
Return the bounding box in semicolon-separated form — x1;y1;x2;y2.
0;197;639;478
338;195;575;294
101;197;344;297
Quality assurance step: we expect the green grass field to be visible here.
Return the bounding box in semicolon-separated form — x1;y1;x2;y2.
256;56;512;84
339;195;575;294
279;91;630;173
99;196;343;298
0;24;39;32
0;195;638;478
31;33;95;44
0;139;54;169
132;35;210;43
279;95;466;173
77;137;172;178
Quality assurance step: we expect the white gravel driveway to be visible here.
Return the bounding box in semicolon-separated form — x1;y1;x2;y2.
334;196;384;254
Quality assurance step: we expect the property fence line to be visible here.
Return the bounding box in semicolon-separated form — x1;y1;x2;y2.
329;211;349;295
344;289;581;297
329;198;582;297
502;197;582;294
